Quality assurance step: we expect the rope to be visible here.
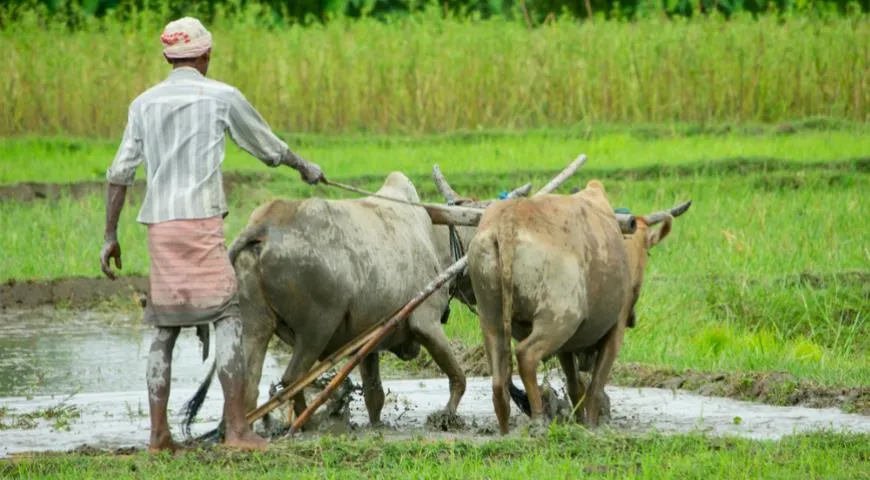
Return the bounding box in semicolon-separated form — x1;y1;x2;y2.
323;179;445;210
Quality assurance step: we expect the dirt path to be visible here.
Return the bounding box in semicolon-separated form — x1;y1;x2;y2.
1;277;148;311
2;157;865;203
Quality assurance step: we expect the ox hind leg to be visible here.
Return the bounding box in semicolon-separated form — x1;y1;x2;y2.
481;323;511;435
475;294;512;435
557;352;586;424
514;313;577;431
583;321;626;428
410;303;467;416
359;352;385;426
234;249;278;430
272;303;344;430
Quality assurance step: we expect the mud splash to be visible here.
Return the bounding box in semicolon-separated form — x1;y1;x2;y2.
406;339;870;416
1;308;868;458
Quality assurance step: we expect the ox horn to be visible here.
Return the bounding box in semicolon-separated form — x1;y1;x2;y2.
432;164;464;205
432;164;531;207
642;200;693;225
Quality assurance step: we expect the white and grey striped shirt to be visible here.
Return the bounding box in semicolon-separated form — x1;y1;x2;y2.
106;66;292;224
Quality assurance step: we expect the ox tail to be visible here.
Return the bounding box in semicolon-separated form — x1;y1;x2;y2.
180;361;217;439
508;380;532;416
497;205;518;404
228;222;268;266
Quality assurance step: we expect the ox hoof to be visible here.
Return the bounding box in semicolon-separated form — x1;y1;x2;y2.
425;409;466;432
517;416;550;438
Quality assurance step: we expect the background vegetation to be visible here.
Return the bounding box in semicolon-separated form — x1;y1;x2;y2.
1;1;868;137
4;0;869;24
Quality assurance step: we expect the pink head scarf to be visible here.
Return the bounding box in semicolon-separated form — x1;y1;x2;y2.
160;17;212;59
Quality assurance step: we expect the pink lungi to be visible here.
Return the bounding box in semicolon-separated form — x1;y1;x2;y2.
143;215;240;328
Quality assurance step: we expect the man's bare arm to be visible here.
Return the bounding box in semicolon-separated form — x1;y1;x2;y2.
101;183;127;279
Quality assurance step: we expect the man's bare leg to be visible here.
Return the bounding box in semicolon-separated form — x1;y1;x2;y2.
214;315;268;451
147;326;182;453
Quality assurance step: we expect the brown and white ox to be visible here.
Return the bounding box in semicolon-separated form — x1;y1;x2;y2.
466;179;691;434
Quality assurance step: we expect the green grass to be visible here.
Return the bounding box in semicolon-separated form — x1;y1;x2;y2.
2;6;868;137
4;164;866;282
1;128;869;184
3;429;868;479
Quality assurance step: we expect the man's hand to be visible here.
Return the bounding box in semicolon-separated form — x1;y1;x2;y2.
102;183;128;280
282;152;325;185
298;160;325;185
101;237;122;280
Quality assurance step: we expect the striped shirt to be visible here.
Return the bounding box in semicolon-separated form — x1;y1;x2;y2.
106;66;293;224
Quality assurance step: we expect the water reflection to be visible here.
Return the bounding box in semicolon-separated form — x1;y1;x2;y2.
0;308;280;397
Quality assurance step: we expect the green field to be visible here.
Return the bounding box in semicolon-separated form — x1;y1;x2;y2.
2;2;869;474
2;129;868;393
4;429;868;479
2;125;869;184
2;9;868;137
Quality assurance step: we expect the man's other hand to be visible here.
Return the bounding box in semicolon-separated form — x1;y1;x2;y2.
101;238;123;280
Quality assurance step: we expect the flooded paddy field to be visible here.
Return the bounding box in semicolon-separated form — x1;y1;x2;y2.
2;307;868;459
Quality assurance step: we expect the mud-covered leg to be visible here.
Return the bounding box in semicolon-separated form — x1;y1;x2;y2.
245;334;271;411
359;352;385;426
468;244;511;435
558;352;585;423
214;316;268;451
279;330;334;425
234;248;277;419
584;323;626;428
411;311;467;415
147;327;181;454
241;324;273;430
514;317;575;428
481;327;511;435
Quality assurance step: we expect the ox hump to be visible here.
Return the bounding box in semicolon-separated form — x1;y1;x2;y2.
379;171;421;203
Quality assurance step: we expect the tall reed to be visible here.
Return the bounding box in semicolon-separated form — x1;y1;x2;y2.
1;5;867;137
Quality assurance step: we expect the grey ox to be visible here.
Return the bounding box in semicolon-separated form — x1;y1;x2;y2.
182;171;498;432
466;179;691;435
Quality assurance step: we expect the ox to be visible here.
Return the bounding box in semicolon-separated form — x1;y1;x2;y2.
182;171;493;432
466;179;690;434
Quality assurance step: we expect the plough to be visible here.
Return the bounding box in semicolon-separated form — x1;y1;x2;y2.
194;153;637;441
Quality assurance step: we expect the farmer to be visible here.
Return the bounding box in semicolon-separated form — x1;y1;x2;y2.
99;17;325;453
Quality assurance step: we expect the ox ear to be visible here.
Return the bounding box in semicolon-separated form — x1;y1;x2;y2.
647;215;673;248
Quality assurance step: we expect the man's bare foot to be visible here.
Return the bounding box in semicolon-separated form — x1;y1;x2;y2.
148;431;183;455
222;430;269;452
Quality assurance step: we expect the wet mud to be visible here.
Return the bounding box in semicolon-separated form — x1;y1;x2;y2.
408;339;870;416
1;308;869;458
1;277;148;311
4;374;870;459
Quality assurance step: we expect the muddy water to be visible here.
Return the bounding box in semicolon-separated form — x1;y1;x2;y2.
1;308;869;458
